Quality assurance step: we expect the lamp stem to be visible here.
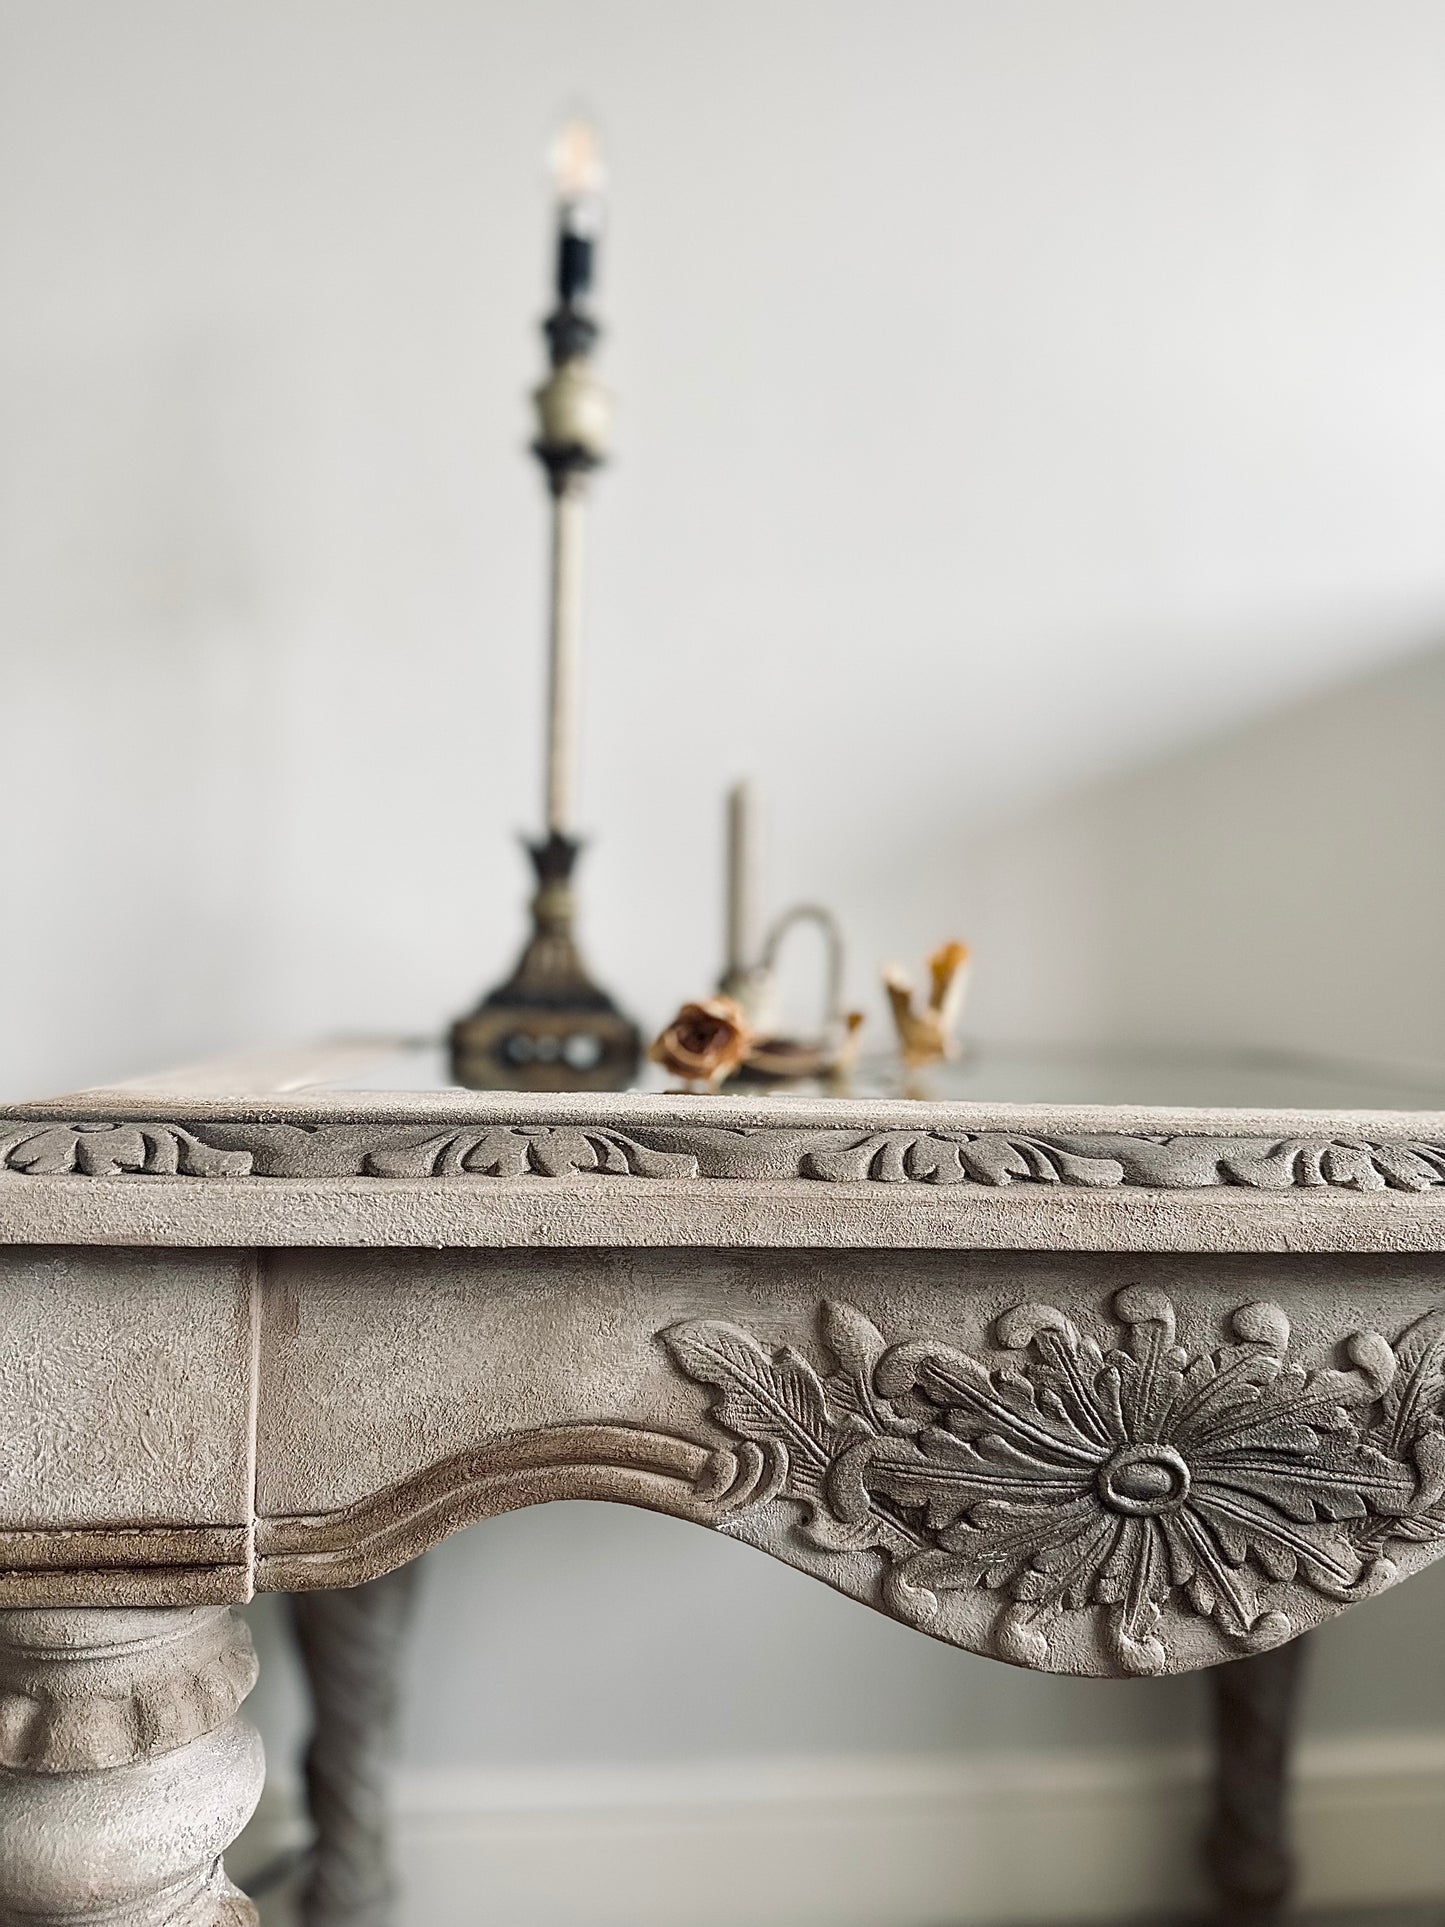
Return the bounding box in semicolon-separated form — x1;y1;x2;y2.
544;477;586;837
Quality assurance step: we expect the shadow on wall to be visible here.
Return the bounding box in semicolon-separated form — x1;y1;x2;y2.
893;636;1445;1069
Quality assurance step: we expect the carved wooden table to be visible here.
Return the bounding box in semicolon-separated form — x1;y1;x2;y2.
3;1040;1445;1926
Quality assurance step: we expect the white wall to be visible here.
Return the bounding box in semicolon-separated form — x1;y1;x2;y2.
7;2;1445;1917
908;635;1445;1064
8;0;1445;1094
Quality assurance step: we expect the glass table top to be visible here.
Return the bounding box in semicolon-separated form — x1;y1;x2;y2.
321;1039;1445;1114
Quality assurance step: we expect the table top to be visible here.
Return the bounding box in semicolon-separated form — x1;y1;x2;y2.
23;1031;1445;1109
5;1034;1445;1255
310;1037;1445;1110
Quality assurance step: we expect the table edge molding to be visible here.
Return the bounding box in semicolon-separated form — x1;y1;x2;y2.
4;1114;1445;1195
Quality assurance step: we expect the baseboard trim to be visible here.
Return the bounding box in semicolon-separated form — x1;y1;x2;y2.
236;1733;1445;1927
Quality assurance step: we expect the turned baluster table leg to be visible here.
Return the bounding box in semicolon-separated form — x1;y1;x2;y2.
1204;1634;1309;1919
0;1606;263;1927
288;1561;423;1927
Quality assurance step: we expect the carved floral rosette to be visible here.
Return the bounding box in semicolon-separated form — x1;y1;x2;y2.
663;1291;1445;1675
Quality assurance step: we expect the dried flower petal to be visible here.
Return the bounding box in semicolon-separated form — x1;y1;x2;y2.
650;996;754;1087
928;942;971;1014
886;942;971;1068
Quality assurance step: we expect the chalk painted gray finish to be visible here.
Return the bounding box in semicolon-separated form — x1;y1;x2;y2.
6;1113;1445;1191
6;1045;1445;1901
289;1565;422;1927
0;1606;263;1927
1206;1637;1307;1911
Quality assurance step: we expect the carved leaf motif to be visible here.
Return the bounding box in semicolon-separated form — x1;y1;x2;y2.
1373;1310;1445;1455
552;1130;699;1179
0;1123;252;1178
1390;1143;1445;1188
517;1129;621;1177
1353;1310;1445;1550
360;1132;482;1178
172;1130;255;1177
819;1299;887;1382
662;1320;837;1504
801;1132;1125;1187
6;1125;149;1175
448;1132;522;1176
817;1299;918;1439
665;1289;1445;1674
1219;1138;1445;1192
4;1113;1445;1193
960;1136;1125;1187
363;1128;698;1180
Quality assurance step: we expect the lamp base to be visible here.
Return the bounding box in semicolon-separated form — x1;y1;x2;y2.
448;834;641;1092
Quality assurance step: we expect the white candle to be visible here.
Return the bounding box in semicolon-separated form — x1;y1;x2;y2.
725;780;757;976
537;118;607;839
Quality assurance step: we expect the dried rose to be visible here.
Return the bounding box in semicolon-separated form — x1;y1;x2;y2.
649;996;754;1088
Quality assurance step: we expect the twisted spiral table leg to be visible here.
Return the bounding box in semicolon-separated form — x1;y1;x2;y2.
287;1562;424;1927
1204;1634;1309;1918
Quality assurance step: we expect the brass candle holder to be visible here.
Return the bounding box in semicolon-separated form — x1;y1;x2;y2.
450;829;639;1091
449;123;640;1092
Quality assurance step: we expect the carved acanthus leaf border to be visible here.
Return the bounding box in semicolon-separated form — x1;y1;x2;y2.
663;1292;1445;1673
2;1117;1445;1193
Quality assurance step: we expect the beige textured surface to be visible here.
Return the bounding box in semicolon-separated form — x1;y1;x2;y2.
0;1247;256;1531
22;1076;1445;1131
252;1244;1445;1675
0;1607;263;1925
6;1060;1445;1256
252;1246;1438;1507
8;1048;1445;1675
3;1173;1445;1253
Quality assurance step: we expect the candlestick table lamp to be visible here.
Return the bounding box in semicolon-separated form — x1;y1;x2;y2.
450;120;641;1092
